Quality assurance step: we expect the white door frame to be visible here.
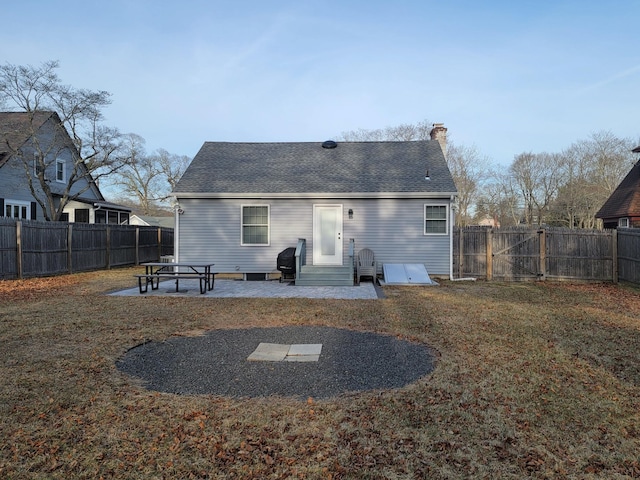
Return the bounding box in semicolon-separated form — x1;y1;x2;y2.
313;204;343;265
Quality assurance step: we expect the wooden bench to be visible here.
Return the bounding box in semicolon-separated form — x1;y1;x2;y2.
135;262;216;294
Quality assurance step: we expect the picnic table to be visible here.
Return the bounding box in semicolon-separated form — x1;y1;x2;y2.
135;262;216;294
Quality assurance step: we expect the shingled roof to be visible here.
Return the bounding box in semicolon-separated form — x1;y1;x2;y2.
596;159;640;220
174;140;456;196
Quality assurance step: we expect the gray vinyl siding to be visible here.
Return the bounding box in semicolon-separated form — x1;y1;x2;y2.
177;197;452;276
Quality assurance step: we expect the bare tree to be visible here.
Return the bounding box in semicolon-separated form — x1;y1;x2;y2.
553;131;636;228
339;119;433;142
156;148;191;192
0;61;131;220
477;171;523;227
508;152;562;226
445;143;489;226
109;143;191;214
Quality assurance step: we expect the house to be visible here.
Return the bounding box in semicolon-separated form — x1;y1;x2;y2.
0;111;131;223
596;146;640;229
129;214;175;229
172;125;458;285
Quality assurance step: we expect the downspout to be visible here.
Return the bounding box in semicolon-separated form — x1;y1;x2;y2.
449;195;456;281
173;198;180;262
449;197;475;282
93;203;102;224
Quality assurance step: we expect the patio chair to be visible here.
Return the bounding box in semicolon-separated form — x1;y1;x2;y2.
356;248;377;284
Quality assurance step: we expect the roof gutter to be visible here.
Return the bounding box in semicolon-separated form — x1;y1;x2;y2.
172;191;459;200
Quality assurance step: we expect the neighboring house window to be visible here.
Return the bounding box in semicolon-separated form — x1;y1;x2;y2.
33;153;44;176
618;218;629;228
424;204;448;235
95;210;107;224
5;200;30;219
56;159;65;182
75;209;90;223
241;205;270;245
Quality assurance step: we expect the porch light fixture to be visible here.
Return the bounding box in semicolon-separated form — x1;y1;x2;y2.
348;208;353;219
425;170;430;180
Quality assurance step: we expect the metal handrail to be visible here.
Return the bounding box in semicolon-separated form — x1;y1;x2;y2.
295;238;306;277
349;238;355;276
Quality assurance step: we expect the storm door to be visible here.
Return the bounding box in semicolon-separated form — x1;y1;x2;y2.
312;204;343;265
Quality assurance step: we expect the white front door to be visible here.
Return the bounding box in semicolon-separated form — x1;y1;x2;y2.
313;204;343;265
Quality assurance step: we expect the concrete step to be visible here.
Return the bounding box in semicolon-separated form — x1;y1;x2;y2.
295;265;354;286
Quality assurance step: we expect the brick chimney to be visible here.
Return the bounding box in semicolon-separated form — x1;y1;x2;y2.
430;123;447;157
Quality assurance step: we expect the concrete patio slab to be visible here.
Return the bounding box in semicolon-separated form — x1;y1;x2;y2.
109;278;381;299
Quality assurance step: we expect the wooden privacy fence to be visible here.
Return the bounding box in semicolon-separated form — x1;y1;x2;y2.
452;226;639;283
617;228;640;285
0;218;173;280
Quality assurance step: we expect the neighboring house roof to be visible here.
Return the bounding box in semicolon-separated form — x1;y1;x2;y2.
596;159;640;220
0;111;54;167
174;141;457;197
130;214;173;227
94;200;132;212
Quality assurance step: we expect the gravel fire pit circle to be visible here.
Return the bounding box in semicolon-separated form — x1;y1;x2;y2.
116;326;436;399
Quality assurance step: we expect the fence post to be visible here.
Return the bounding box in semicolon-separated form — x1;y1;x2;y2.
458;227;464;279
486;228;493;281
612;229;618;284
135;227;140;265
538;228;546;281
67;223;73;274
106;225;111;270
16;221;23;279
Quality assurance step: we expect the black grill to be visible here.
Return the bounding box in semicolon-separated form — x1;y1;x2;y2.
277;247;296;281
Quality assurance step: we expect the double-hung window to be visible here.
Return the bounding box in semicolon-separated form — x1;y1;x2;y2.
33;153;45;176
56;159;65;182
424;204;448;235
241;205;270;245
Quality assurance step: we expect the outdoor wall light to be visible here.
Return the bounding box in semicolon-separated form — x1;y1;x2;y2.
348;208;353;219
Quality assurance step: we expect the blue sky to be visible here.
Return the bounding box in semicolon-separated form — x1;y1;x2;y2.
2;0;639;165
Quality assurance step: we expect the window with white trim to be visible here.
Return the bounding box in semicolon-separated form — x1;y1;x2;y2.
424;204;448;235
56;159;65;182
241;205;270;245
5;200;30;219
618;217;630;228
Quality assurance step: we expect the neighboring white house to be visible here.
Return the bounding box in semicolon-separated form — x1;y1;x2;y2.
0;111;130;223
129;214;175;228
172;125;458;284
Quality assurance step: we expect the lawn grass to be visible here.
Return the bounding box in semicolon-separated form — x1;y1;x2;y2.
1;268;639;479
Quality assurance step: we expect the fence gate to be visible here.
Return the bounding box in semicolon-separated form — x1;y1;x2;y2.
454;227;616;282
488;229;543;281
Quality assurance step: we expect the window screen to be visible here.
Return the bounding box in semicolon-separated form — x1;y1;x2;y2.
242;205;269;245
424;205;447;234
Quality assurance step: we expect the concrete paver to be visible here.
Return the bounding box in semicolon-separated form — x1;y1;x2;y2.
288;344;323;356
247;343;290;362
247;342;324;362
